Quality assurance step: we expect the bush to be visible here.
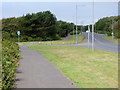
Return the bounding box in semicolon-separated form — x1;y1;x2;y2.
2;32;20;89
70;31;81;35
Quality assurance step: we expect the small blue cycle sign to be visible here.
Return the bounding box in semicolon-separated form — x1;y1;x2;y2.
17;31;20;35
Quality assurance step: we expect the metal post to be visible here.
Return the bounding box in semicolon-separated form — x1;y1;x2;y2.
76;5;78;45
81;25;82;35
112;19;114;40
73;24;74;43
92;0;94;51
18;35;20;43
95;23;96;33
88;25;90;48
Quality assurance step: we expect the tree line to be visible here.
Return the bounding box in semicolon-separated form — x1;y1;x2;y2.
2;11;74;42
2;11;119;41
84;16;119;38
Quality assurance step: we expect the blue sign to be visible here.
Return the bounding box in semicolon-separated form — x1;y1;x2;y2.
17;31;20;35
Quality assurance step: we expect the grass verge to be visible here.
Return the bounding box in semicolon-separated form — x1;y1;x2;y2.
19;34;85;45
39;34;85;45
28;45;118;88
103;36;119;44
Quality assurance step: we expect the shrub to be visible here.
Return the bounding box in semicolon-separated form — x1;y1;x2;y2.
2;32;20;89
70;31;81;35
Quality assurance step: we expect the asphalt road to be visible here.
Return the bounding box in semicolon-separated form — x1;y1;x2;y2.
52;32;118;53
77;32;118;53
15;44;76;88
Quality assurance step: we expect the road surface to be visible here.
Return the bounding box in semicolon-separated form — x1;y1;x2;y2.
78;32;118;53
15;44;76;88
51;32;118;53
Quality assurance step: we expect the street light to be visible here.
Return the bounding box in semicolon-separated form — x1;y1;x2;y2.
88;25;90;48
75;4;86;45
92;0;94;51
112;19;114;40
73;24;74;43
76;5;78;45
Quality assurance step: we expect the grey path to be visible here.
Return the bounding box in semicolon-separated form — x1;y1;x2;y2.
15;45;77;88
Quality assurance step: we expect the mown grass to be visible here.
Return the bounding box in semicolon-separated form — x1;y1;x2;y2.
19;34;85;45
18;41;38;45
103;36;119;44
28;45;118;88
39;34;85;45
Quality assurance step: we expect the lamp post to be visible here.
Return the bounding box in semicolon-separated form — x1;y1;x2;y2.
76;5;78;45
75;4;86;45
112;19;114;40
88;25;90;48
92;0;94;51
73;24;74;43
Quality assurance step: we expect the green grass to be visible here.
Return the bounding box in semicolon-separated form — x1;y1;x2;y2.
28;45;118;88
38;34;85;45
18;41;39;45
19;34;85;45
103;36;119;44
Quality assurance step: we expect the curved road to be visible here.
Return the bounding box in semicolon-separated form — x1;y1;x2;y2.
78;32;118;53
53;32;118;53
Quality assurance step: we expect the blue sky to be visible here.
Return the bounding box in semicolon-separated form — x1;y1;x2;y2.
2;1;118;25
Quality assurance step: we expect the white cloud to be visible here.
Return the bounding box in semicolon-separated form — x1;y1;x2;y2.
2;0;120;2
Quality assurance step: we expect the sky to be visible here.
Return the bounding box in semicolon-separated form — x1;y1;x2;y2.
1;0;119;25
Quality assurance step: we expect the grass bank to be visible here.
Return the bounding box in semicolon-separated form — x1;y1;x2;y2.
39;34;85;45
103;36;119;44
19;34;85;45
28;45;118;88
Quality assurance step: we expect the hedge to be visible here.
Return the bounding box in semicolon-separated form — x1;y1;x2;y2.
2;32;20;89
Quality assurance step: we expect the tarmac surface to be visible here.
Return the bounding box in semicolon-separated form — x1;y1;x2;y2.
15;45;77;88
79;32;118;53
54;32;118;53
15;32;118;88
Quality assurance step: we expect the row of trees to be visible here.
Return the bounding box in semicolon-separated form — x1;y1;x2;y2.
2;11;74;41
2;11;119;40
84;16;119;38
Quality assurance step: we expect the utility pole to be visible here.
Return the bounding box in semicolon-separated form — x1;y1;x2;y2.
75;4;86;45
95;23;96;33
92;0;94;51
73;24;74;43
88;25;90;48
81;25;82;34
76;5;78;45
112;19;114;40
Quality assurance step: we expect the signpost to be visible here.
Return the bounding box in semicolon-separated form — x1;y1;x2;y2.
17;31;20;43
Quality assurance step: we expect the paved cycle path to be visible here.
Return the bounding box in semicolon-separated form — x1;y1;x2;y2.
15;44;76;88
